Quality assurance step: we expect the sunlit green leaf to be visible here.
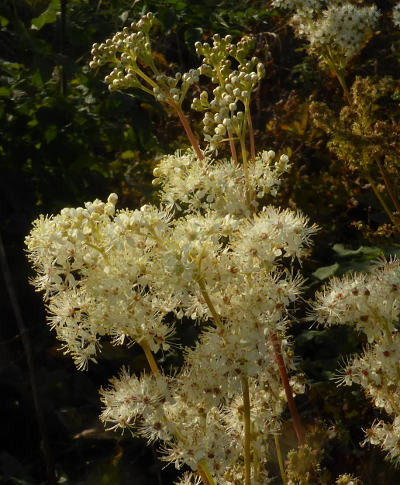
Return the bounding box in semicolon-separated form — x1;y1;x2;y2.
31;0;61;31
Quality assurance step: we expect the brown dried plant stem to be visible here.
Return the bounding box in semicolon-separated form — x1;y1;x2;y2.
269;332;305;446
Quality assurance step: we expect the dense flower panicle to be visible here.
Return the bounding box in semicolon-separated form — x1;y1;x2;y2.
275;1;380;69
310;3;380;60
313;259;400;343
153;149;290;216
339;334;400;415
314;259;400;460
25;17;322;481
100;368;170;432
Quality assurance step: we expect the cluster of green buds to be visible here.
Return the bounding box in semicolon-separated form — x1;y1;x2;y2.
192;34;265;151
89;12;198;110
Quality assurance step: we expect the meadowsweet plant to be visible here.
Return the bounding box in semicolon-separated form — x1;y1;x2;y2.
313;259;400;463
25;12;320;485
272;0;380;102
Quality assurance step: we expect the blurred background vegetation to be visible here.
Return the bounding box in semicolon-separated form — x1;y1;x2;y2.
1;0;400;484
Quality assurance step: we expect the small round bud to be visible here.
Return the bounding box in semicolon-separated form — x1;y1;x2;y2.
107;193;118;205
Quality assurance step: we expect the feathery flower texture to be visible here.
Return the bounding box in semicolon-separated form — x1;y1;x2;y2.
313;260;400;461
26;13;318;484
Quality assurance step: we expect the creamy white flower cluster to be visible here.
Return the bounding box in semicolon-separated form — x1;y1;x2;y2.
153;149;290;216
313;259;400;460
28;15;320;482
26;144;316;478
273;0;380;67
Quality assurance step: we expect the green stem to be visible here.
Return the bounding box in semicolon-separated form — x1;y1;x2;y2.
198;460;217;485
241;376;252;485
246;102;255;163
274;435;287;485
134;65;159;90
85;242;110;264
197;278;222;327
323;47;351;105
140;340;160;374
239;135;251;207
375;157;400;214
228;129;239;165
367;174;400;230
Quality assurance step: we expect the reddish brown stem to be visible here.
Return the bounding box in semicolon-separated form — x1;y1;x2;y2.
175;106;204;161
270;332;305;445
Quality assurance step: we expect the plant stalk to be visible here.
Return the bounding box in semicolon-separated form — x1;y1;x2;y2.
176;105;204;161
375;157;400;214
241;375;252;485
269;332;305;445
140;340;160;374
274;434;287;485
367;174;400;231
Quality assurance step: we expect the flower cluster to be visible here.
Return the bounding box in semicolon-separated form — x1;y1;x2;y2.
27;158;315;479
313;259;400;460
90;12;199;107
153;149;290;216
191;34;265;150
273;1;380;71
27;13;319;484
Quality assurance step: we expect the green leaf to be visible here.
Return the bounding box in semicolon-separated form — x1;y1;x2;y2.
332;243;383;259
0;15;9;28
31;0;61;31
313;263;339;281
0;86;10;97
45;125;58;143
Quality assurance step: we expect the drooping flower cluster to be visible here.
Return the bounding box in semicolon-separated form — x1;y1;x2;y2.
313;259;400;461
